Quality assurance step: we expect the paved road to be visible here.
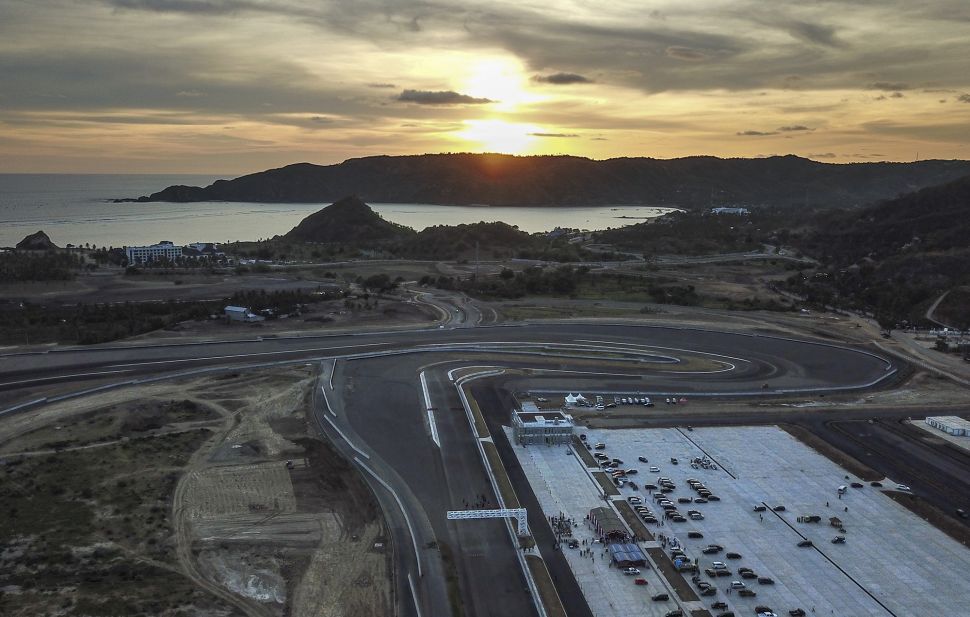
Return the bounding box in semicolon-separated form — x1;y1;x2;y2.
0;323;897;399
0;321;915;617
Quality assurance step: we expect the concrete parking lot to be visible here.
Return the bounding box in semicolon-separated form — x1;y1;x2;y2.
512;424;970;617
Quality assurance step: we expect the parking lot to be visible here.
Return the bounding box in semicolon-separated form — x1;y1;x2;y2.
511;424;970;617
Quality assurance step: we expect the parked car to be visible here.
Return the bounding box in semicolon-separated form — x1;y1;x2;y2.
758;577;775;585
789;610;806;616
740;571;758;579
594;443;606;450
832;536;846;544
773;505;786;512
650;466;660;472
700;587;717;596
665;611;683;617
623;567;641;575
797;540;814;548
652;593;669;601
738;588;757;597
638;456;649;463
870;481;883;487
711;601;728;610
753;505;767;512
634;578;648;586
725;552;742;559
850;482;863;488
687;531;704;539
729;580;745;589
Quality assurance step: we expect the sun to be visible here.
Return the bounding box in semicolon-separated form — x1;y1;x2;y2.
456;119;538;154
461;58;540;112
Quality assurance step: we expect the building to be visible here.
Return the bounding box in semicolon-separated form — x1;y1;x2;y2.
224;305;265;323
607;542;648;567
711;207;750;215
925;416;970;436
511;406;575;445
125;240;183;264
183;242;225;260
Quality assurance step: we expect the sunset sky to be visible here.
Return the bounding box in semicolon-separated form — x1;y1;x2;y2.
3;0;970;173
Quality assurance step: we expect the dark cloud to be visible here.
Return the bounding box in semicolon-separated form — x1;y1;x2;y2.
778;125;813;131
106;0;253;14
367;83;396;89
868;82;909;91
532;72;592;85
782;20;843;48
958;94;970;103
808;152;837;159
736;130;778;136
528;132;579;137
396;89;494;105
664;46;708;61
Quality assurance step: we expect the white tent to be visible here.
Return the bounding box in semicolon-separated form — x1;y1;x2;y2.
564;393;587;406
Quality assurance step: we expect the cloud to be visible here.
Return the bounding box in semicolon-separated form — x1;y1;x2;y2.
528;132;579;137
396;89;494;105
106;0;253;15
367;83;396;89
778;125;813;132
958;94;970;103
782;20;843;48
808;152;837;159
868;82;909;91
736;130;778;136
532;72;592;85
176;90;205;97
664;46;708;61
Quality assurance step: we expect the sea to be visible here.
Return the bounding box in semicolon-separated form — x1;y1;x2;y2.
0;174;679;248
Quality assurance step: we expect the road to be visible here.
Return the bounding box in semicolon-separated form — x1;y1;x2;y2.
0;320;923;617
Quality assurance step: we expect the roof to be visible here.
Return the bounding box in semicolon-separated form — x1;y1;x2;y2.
224;305;248;313
926;416;970;431
590;506;626;536
608;542;647;565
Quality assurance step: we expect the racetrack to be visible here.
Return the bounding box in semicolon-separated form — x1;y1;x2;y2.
0;321;907;617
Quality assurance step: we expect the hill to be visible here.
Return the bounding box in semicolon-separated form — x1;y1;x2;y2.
117;154;970;209
787;174;970;326
15;230;59;250
283;195;413;243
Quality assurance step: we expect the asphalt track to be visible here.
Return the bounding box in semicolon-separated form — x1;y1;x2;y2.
0;322;908;617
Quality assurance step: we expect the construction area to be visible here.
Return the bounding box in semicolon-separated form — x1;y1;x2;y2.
509;424;970;617
0;367;390;617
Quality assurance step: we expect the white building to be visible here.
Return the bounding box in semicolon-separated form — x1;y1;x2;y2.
925;416;970;436
511;406;575;445
224;306;265;323
711;207;750;215
125;240;183;264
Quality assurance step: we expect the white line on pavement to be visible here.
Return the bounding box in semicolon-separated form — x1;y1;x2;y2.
419;371;440;448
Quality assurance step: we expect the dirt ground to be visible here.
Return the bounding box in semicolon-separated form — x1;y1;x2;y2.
0;367;391;617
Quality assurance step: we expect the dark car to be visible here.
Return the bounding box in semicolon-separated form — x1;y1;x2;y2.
755;606;773;614
715;569;731;577
870;481;883;487
711;601;728;610
850;482;863;488
705;568;717;577
694;497;708;504
957;508;968;519
707;495;721;501
725;552;742;559
738;588;757;597
790;610;806;617
639;456;649;463
700;587;717;596
753;505;767;512
757;577;775;585
797;540;814;548
740;571;758;579
773;505;786;512
715;613;735;617
688;531;704;538
664;610;683;617
702;546;721;554
651;592;669;601
579;434;587;441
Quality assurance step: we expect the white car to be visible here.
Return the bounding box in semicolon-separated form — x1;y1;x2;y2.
897;484;911;491
623;567;640;575
649;466;660;472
